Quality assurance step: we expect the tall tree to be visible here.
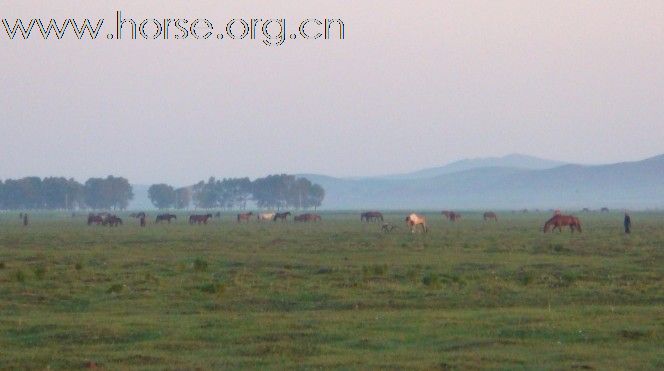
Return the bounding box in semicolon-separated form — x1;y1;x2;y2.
84;176;133;210
148;184;176;209
175;187;192;209
192;178;219;209
306;184;325;210
42;177;84;209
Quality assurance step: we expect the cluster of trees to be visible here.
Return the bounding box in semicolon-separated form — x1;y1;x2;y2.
0;176;133;210
0;173;324;211
148;174;325;210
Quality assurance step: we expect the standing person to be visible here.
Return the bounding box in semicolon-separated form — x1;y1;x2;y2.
624;212;632;234
140;215;146;227
23;214;28;227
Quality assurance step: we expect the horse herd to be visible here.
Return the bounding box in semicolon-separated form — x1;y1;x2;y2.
86;211;323;227
85;209;584;235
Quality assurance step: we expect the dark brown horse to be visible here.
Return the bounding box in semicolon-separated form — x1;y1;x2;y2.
237;212;254;223
483;211;498;222
448;212;461;222
189;214;212;225
361;211;383;222
87;213;104;225
106;215;123;227
273;212;291;222
294;213;322;222
156;214;177;224
543;214;582;233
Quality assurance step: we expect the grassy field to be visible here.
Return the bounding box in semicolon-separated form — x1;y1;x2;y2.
0;211;662;370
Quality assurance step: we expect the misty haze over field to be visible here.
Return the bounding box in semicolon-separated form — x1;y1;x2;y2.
124;153;664;210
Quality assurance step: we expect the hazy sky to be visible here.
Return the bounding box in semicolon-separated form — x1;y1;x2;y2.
2;1;663;185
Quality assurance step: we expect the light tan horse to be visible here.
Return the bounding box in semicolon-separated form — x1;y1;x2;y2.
257;212;276;221
405;213;427;233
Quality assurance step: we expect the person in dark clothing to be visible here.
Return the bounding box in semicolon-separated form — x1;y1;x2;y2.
624;212;632;234
23;214;28;227
140;215;146;227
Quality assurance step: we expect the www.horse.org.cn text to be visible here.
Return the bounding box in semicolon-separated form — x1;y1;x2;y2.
1;11;346;46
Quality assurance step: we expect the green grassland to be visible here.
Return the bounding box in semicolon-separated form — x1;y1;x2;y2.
0;211;662;370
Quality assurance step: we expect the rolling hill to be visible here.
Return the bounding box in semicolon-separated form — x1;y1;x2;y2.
299;154;664;210
130;154;664;210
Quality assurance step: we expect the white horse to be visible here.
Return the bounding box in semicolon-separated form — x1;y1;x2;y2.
257;212;276;221
405;213;427;233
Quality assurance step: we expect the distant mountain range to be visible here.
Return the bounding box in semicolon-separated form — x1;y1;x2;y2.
376;154;566;179
130;154;664;210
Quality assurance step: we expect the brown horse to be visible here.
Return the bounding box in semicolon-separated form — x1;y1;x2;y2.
361;211;383;222
442;211;461;221
87;213;104;225
156;214;177;224
543;214;582;233
483;211;498;222
189;214;212;225
273;212;291;222
405;213;427;233
294;213;322;222
106;215;123;227
237;212;254;223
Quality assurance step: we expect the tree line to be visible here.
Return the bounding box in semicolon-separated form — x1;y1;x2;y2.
148;174;325;210
0;176;133;210
0;174;324;211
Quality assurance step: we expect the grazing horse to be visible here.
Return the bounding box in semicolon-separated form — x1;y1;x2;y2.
156;214;177;224
273;212;291;222
294;213;322;222
601;207;610;213
405;213;427;233
448;212;461;222
361;211;383;222
87;213;104;225
442;211;461;221
190;214;212;225
483;211;498;222
257;212;276;221
237;212;254;223
543;214;582;233
106;215;123;227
